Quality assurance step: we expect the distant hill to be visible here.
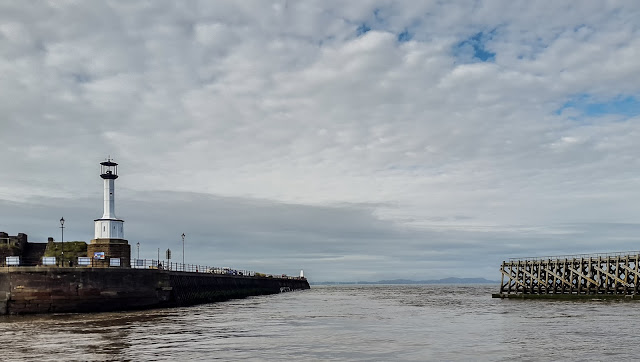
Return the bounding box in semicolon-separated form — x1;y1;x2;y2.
310;277;498;285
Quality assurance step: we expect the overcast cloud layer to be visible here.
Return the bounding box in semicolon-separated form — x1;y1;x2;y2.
2;1;640;281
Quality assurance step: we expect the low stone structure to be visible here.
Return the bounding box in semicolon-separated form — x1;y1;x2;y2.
0;231;27;263
0;232;28;263
87;238;131;268
0;267;310;314
0;232;27;248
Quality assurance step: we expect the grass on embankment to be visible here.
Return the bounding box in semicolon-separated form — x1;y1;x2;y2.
44;241;88;260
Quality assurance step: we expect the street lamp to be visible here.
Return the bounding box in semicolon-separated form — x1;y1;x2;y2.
59;217;65;266
181;233;185;266
136;242;140;260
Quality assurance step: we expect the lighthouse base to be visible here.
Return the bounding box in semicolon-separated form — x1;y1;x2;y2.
87;238;131;268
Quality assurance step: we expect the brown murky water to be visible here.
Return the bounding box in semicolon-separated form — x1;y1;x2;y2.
1;285;639;361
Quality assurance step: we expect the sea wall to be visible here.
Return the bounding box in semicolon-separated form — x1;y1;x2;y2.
0;267;310;315
168;272;309;306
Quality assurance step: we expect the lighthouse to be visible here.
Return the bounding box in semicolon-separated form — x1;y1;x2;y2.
88;158;131;267
94;159;124;239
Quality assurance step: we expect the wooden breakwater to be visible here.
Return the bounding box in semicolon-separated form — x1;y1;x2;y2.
493;251;640;299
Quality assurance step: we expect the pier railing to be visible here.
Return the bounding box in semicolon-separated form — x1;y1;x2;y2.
509;250;640;262
0;257;305;280
131;259;257;277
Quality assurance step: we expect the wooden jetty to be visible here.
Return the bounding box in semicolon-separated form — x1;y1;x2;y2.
493;251;640;299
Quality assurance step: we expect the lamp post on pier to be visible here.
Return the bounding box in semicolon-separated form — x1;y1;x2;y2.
181;233;185;266
136;242;140;260
59;217;65;266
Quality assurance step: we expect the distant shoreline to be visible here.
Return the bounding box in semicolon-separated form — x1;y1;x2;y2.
310;277;499;285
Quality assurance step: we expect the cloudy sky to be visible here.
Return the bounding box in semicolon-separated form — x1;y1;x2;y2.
1;1;640;281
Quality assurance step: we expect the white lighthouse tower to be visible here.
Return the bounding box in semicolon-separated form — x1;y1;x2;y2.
94;159;124;239
88;158;131;267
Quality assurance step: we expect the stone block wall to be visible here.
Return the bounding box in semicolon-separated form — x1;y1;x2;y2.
0;268;310;315
87;239;131;267
0;267;171;314
168;272;311;306
0;232;27;248
0;232;28;263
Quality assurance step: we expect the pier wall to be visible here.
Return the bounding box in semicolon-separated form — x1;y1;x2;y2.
494;253;640;299
168;272;308;306
0;268;309;314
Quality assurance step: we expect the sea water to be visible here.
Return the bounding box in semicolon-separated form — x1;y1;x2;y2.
1;284;639;361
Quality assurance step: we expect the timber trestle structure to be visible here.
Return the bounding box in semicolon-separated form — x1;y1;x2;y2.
494;251;640;299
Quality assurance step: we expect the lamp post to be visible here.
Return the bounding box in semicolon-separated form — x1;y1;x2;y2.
181;233;185;266
59;217;65;266
136;242;140;260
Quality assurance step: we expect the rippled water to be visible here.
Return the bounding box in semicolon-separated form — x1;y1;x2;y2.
2;284;640;361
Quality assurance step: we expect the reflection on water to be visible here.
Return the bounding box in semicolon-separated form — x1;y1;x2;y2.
2;285;640;361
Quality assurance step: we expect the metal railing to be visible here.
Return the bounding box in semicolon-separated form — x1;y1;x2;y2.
130;259;256;276
508;250;640;262
0;256;305;280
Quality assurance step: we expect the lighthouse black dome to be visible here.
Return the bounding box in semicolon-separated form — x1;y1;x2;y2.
100;171;118;179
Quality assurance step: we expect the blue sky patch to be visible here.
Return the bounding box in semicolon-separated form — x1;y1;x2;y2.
453;31;496;62
397;29;412;42
556;94;640;118
356;23;371;36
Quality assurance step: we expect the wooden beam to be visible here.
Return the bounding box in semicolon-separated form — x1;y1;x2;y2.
500;269;526;288
521;267;549;288
542;267;572;287
500;262;505;292
593;265;632;288
567;267;599;287
619;264;640;279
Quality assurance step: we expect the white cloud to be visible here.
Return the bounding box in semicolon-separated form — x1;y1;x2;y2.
1;1;640;280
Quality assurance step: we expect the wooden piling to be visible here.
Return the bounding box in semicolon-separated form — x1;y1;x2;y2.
493;251;640;299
